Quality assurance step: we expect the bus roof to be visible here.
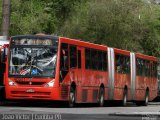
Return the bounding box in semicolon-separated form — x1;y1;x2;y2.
135;52;157;62
11;35;107;50
59;37;108;51
11;35;58;40
113;48;130;56
10;35;158;61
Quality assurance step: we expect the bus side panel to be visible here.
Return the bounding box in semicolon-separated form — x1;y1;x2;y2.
135;76;146;100
114;74;130;100
149;76;158;101
81;70;108;103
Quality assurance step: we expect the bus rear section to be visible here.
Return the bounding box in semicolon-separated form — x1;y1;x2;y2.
5;35;109;107
134;53;157;106
107;48;158;106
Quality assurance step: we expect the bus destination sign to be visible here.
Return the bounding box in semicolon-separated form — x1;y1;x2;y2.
12;38;53;46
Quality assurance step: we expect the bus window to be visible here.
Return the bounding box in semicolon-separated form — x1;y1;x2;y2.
102;51;107;71
97;51;102;70
115;54;130;74
153;62;157;77
78;50;81;69
136;58;142;76
116;55;121;73
85;48;90;69
144;61;148;76
70;45;77;68
126;56;130;73
141;60;145;76
61;44;68;70
91;50;98;70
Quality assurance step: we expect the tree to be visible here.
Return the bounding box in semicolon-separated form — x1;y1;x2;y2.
10;0;57;35
1;0;160;58
60;0;160;57
44;0;85;33
139;4;160;56
0;0;3;33
9;0;84;35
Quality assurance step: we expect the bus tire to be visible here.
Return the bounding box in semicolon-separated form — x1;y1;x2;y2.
143;90;149;106
98;87;104;107
122;89;127;106
68;87;76;107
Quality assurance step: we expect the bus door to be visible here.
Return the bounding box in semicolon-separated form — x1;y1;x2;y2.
76;47;83;85
76;47;84;102
60;43;69;83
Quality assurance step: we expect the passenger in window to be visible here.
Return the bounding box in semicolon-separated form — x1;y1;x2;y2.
121;57;126;74
62;49;68;70
116;56;121;73
60;49;69;82
126;57;130;73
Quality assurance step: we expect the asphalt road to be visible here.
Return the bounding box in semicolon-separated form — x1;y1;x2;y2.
0;101;160;120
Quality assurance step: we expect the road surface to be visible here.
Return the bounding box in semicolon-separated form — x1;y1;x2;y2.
0;101;159;120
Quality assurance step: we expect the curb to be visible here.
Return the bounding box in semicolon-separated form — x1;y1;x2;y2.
109;112;160;117
149;102;160;105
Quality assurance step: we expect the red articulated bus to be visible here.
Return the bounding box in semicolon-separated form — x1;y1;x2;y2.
4;35;158;107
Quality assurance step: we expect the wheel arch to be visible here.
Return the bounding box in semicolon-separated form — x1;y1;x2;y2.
124;85;128;90
146;87;149;92
70;82;76;91
100;83;105;89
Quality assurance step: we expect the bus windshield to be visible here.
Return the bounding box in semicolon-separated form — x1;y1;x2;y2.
9;47;57;78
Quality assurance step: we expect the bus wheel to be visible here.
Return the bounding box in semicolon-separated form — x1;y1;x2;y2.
143;91;149;106
98;87;104;107
69;87;76;107
122;89;127;106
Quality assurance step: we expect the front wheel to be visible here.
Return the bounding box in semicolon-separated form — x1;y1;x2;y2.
68;87;76;107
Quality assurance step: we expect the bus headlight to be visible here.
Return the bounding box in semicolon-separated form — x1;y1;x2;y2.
45;80;55;87
9;80;17;86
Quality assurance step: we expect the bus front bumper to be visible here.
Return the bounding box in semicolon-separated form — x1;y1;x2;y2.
6;87;61;100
